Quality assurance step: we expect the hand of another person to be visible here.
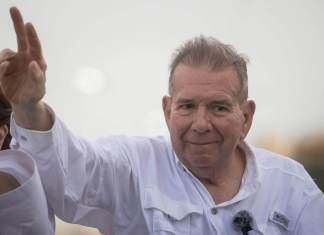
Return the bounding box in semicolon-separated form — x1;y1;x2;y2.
0;7;46;109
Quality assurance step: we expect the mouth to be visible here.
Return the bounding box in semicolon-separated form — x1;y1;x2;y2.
185;141;217;146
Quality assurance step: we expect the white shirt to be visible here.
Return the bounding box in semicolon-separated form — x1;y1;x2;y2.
10;111;324;235
0;150;55;235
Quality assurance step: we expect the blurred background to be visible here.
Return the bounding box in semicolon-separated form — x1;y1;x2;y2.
1;0;323;234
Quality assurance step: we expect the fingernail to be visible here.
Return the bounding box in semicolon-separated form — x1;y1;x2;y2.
0;61;9;67
0;63;8;78
0;61;9;72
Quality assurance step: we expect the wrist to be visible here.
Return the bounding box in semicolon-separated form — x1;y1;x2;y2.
12;101;53;131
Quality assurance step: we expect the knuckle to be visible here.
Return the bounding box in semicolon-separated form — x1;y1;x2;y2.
0;48;15;58
40;61;47;71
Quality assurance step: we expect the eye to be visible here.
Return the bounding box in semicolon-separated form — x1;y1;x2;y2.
211;105;228;113
179;103;195;110
176;103;195;115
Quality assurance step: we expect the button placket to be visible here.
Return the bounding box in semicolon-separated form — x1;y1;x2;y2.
207;207;222;234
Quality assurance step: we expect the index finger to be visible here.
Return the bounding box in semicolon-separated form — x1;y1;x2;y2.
10;7;28;52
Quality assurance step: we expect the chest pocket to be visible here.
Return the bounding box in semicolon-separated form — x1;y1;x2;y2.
144;186;203;235
254;209;296;235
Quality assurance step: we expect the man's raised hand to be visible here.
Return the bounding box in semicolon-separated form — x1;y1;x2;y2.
0;7;46;107
0;7;52;131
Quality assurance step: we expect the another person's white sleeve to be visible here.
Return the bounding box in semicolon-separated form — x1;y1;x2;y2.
0;150;55;235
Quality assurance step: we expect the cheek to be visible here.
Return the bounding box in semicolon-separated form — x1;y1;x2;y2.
169;115;191;144
216;114;245;138
170;114;191;132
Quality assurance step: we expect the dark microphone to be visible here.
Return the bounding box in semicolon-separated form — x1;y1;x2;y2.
232;210;253;235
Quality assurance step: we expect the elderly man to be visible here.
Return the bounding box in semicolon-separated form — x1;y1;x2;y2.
0;7;323;235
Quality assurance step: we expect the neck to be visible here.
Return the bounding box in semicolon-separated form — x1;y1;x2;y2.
194;147;246;204
197;147;245;183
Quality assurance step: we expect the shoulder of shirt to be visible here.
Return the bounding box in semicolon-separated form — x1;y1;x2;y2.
95;135;171;147
251;145;320;195
94;135;173;162
93;135;175;180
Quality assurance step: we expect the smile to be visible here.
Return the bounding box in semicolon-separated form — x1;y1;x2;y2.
186;141;217;145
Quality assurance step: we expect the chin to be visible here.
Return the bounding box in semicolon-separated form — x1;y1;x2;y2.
188;165;215;179
185;154;217;168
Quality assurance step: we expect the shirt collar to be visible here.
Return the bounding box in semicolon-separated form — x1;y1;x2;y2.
239;141;261;192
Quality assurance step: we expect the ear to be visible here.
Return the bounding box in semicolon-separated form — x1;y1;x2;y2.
240;100;256;140
162;96;172;129
0;125;8;149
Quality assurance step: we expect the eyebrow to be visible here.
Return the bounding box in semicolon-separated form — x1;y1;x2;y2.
175;97;233;106
209;100;233;107
174;98;195;104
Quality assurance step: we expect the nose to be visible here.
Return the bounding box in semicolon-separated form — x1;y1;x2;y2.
192;106;212;134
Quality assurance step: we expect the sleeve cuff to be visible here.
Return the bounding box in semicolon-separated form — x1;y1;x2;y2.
9;103;57;153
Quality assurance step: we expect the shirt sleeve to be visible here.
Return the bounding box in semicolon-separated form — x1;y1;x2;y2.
0;150;55;235
295;191;324;235
9;105;139;234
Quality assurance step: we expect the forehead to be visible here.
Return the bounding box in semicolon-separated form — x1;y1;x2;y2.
171;64;241;101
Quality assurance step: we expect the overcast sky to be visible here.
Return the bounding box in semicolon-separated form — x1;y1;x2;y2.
1;0;323;142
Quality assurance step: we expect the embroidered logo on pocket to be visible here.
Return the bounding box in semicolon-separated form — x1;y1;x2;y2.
270;211;290;230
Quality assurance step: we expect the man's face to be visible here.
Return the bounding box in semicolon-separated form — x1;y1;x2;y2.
163;64;255;175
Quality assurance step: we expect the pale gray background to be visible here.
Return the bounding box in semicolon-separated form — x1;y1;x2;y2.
1;0;324;233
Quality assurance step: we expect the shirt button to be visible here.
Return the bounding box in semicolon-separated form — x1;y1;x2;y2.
211;207;218;215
